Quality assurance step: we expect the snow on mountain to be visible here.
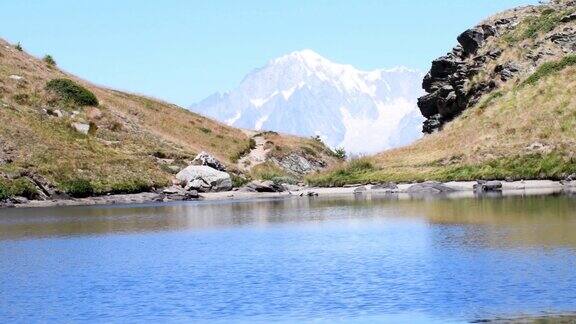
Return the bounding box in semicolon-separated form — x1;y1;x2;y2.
190;50;425;155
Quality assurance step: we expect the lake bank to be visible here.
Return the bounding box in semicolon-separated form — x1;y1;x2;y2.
4;179;575;209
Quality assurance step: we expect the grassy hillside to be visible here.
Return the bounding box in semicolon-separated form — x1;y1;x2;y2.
0;39;334;198
309;2;576;186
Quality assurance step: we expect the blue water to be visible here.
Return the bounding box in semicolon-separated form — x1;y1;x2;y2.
0;195;575;323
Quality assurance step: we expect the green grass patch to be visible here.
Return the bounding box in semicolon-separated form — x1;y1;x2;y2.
439;153;576;181
45;78;99;106
59;178;95;198
521;55;576;86
306;158;378;187
0;178;38;200
504;8;567;43
250;162;287;181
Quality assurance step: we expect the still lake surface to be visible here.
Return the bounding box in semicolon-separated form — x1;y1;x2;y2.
0;193;575;323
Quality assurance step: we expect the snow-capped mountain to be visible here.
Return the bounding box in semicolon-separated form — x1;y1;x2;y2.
190;50;425;154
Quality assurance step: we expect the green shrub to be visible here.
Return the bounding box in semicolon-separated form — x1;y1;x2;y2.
333;148;347;160
108;179;152;194
12;93;30;105
9;178;38;199
521;55;576;86
231;174;250;188
199;127;212;134
43;55;56;66
61;179;94;198
45;78;99;106
0;178;39;200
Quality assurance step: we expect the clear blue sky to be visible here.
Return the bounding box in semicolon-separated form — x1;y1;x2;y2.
0;0;536;106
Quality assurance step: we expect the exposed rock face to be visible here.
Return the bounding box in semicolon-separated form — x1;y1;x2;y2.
192;151;227;172
272;153;326;175
176;165;232;192
418;2;576;133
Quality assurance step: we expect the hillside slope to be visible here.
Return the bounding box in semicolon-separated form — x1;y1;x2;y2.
0;39;336;199
309;0;576;186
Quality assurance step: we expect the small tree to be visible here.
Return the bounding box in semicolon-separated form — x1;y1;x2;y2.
334;147;347;160
14;42;23;51
43;55;56;67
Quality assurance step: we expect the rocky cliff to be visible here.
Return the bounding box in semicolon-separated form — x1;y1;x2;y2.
310;0;576;186
418;0;576;133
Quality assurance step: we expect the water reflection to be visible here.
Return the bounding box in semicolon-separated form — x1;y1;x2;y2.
0;194;575;248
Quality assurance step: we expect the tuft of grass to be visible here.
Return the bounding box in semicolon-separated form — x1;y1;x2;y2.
307;158;377;187
505;7;567;43
439;153;576;181
477;91;503;111
198;127;212;134
12;93;30;105
521;55;576;86
45;78;99;106
250;162;287;181
60;178;94;198
0;178;38;200
107;178;153;194
231;174;250;188
43;54;56;67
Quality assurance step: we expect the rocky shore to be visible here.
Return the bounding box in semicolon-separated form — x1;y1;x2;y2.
4;179;575;209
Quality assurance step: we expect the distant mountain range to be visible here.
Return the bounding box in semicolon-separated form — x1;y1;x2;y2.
190;50;424;155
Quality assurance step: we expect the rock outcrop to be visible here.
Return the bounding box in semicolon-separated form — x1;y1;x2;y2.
176;165;232;192
272;153;326;175
191;151;227;172
418;1;576;133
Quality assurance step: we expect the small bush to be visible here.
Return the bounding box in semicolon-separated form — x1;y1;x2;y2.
61;179;94;198
333;148;347;160
231;174;250;188
12;93;30;105
0;178;38;200
14;42;23;51
109;179;152;194
199;127;212;134
521;55;576;86
45;78;99;106
43;55;56;66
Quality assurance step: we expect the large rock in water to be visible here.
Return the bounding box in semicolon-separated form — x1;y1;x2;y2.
191;151;226;172
241;180;285;193
406;181;455;195
176;166;232;192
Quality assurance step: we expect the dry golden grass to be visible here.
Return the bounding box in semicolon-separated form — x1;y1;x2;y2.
308;64;576;186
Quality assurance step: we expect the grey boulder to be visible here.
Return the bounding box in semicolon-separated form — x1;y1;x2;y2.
241;180;285;193
176;165;232;192
473;180;503;192
406;182;455;195
192;151;226;172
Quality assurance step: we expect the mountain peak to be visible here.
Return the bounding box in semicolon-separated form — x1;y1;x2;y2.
271;49;330;67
